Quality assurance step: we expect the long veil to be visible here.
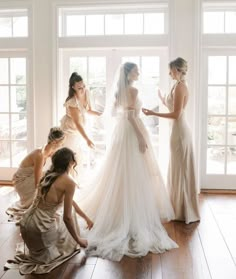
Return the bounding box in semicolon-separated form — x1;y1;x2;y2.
101;63;129;145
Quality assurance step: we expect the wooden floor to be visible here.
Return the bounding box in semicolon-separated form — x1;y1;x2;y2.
0;187;236;279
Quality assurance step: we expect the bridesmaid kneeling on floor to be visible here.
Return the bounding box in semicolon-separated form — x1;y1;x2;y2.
5;147;93;275
6;127;65;222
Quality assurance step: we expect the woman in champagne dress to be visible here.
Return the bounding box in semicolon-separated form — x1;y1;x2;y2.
60;72;101;178
5;147;93;275
143;57;200;224
6;127;65;221
79;62;178;261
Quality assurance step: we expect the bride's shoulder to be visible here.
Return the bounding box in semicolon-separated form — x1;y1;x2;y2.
129;86;138;97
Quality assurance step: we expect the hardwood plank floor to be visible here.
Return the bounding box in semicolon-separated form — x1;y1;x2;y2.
0;187;236;279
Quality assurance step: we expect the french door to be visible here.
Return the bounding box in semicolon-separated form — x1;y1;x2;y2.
0;52;32;180
201;51;236;189
58;48;170;177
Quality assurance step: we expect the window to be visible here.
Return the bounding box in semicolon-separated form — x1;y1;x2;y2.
203;5;236;34
0;9;28;37
58;8;166;37
0;57;27;168
206;56;236;175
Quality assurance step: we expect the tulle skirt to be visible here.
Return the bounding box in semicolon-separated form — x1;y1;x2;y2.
78;116;178;261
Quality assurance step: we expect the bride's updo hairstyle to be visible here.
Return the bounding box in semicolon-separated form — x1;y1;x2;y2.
122;62;137;87
169;57;188;79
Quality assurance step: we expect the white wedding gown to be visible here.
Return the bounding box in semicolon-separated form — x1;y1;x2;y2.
78;98;178;261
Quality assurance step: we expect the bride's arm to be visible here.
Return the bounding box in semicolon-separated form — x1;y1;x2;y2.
127;88;147;153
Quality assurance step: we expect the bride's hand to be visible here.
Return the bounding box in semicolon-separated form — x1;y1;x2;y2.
142;108;153;116
138;136;148;153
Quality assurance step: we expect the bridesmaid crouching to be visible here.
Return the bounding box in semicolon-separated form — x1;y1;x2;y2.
6;127;65;222
5;147;93;275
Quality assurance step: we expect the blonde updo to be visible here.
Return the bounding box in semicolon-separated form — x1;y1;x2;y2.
47;127;65;143
169;57;188;76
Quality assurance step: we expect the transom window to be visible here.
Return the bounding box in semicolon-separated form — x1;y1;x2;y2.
58;7;167;37
0;9;28;37
207;56;236;175
203;5;236;34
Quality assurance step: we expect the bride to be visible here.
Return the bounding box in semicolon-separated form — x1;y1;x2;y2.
79;62;178;261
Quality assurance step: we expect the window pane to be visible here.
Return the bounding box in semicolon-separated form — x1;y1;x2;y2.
70;57;87;82
105;14;123;35
11;113;27;140
208;56;226;84
86;15;104;35
0;17;11;37
88;57;106;86
207;147;225;174
227;147;236;174
228;87;236;115
12;141;27;167
203;12;224;33
142;56;160;84
0;58;8;84
11;86;26;113
0;114;9;139
228;117;236;145
229;56;236;84
208;116;225;144
10;58;26;84
144;13;164;34
13;16;28;37
208;86;226;115
89;86;106;113
225;12;236;33
0;87;9;112
66;15;85;36
0;140;10;167
125;14;143;34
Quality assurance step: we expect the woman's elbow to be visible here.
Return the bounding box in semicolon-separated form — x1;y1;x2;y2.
173;110;182;120
63;215;72;224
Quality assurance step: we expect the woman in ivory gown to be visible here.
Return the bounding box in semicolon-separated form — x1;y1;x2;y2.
60;72;101;179
6;127;65;221
142;57;200;224
5;147;93;275
79;62;178;261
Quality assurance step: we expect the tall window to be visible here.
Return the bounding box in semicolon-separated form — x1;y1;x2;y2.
207;56;236;175
0;57;27;168
0;8;29;179
201;2;236;189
